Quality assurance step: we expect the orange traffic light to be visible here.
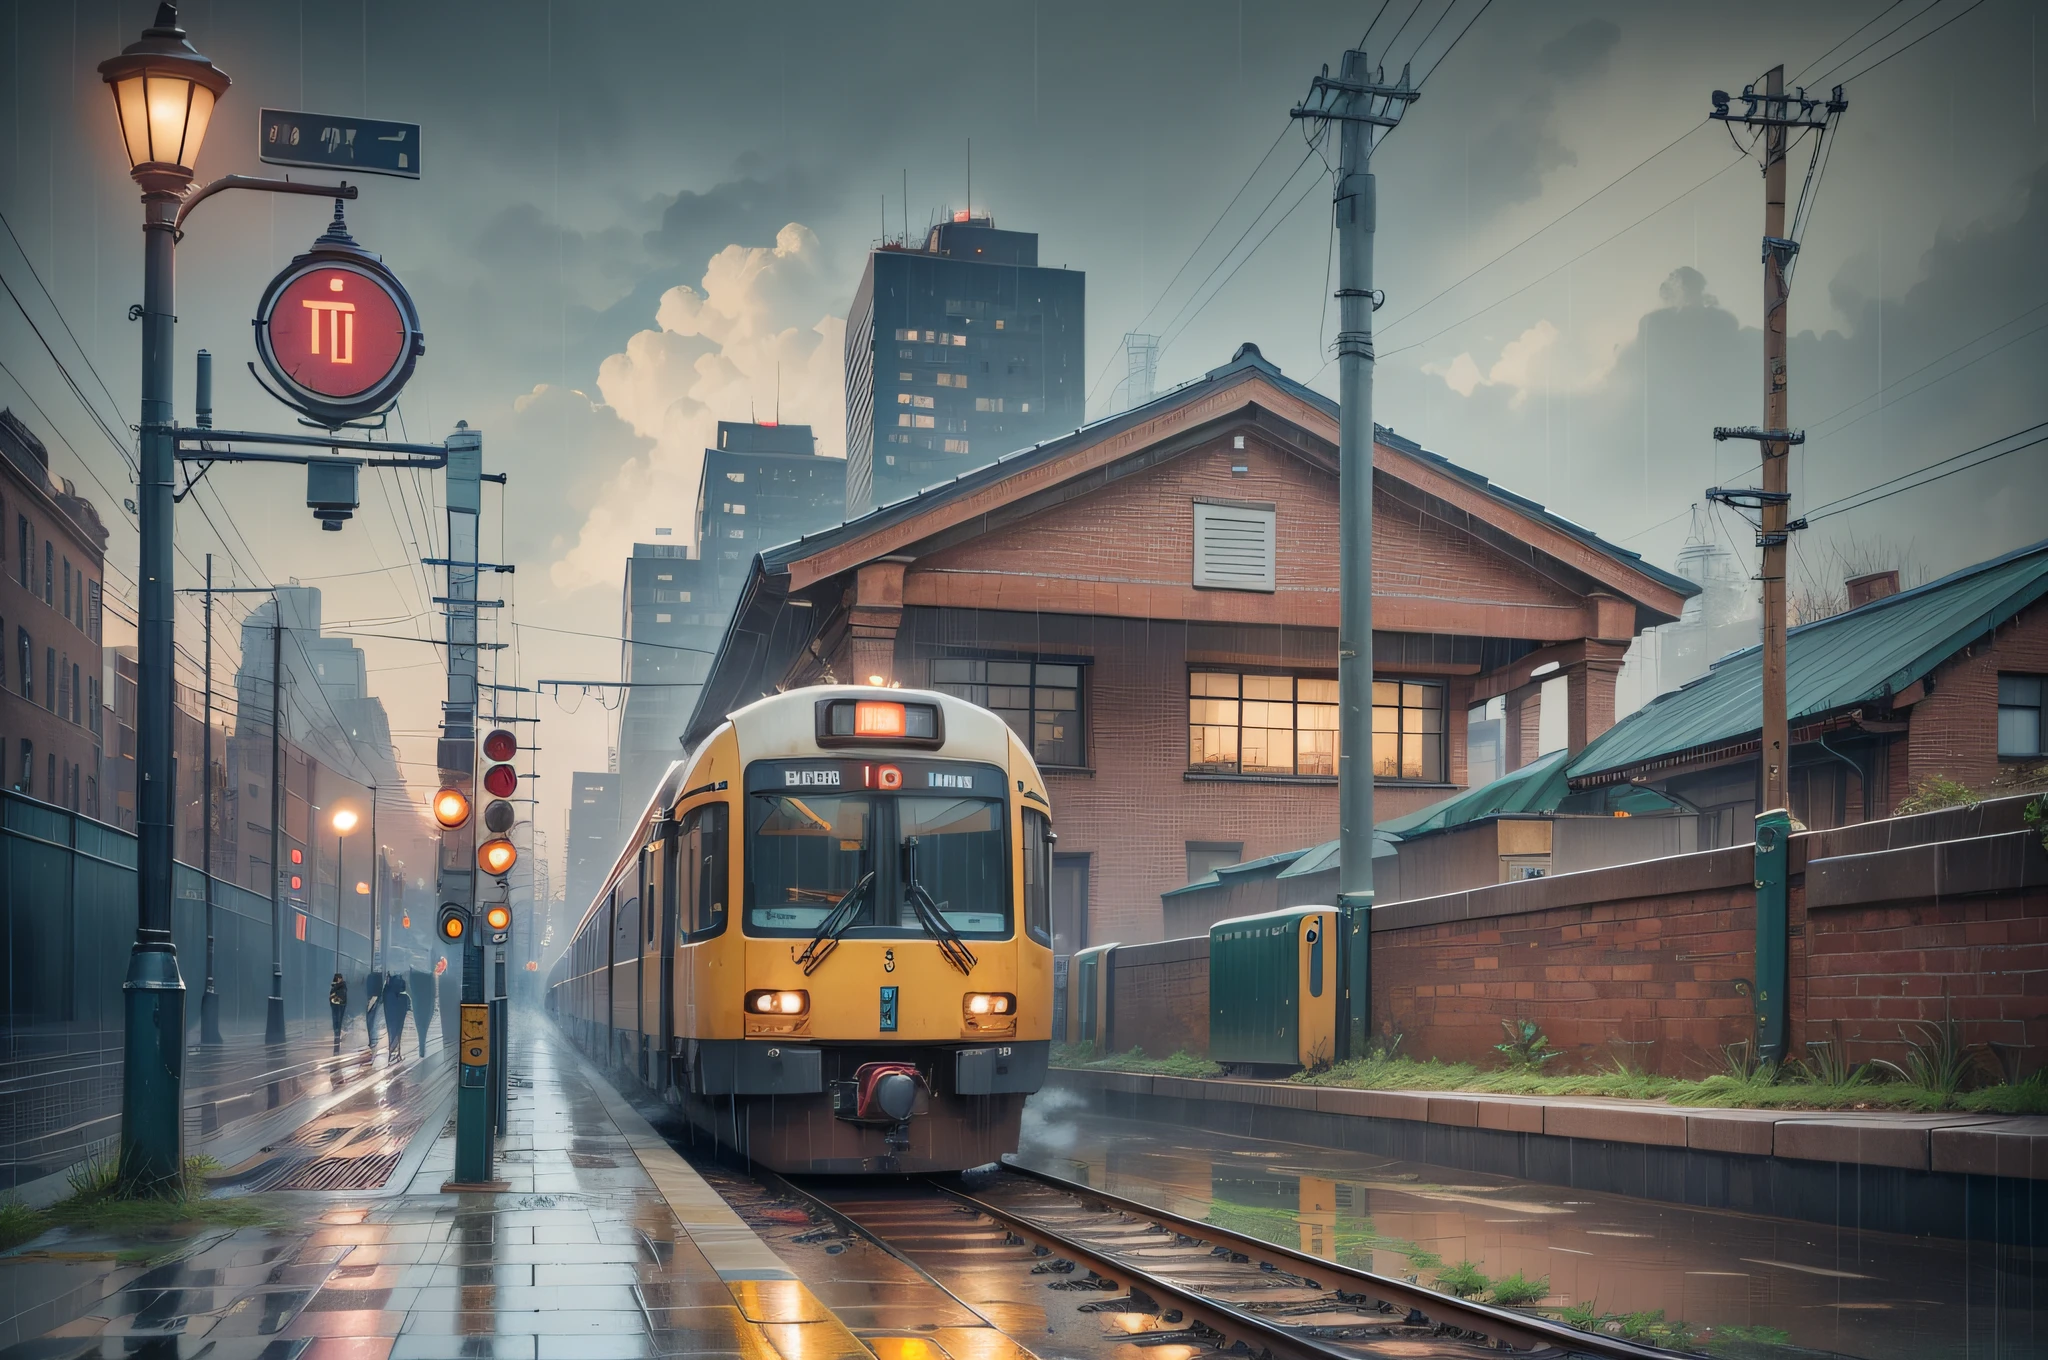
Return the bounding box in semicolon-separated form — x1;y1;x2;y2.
478;838;517;876
439;905;468;941
432;787;471;828
485;904;511;932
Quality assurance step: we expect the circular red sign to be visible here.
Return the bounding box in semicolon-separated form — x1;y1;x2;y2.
263;264;410;400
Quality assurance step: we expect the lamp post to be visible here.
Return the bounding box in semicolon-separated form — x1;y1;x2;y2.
99;1;230;1195
332;808;358;977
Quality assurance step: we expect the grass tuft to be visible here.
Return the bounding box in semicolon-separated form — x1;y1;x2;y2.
1051;1044;1223;1078
1433;1259;1490;1298
0;1198;45;1252
1487;1271;1549;1306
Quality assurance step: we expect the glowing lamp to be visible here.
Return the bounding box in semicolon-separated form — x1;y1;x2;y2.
477;838;518;876
485;904;511;932
98;5;231;191
332;808;358;834
432;788;470;828
854;701;907;737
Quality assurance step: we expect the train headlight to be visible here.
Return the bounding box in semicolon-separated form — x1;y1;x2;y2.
745;989;809;1015
963;992;1017;1032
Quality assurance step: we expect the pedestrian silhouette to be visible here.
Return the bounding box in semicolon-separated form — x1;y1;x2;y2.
327;973;348;1048
383;973;410;1053
364;968;385;1048
409;965;436;1056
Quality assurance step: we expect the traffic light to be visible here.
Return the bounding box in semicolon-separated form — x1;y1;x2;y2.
478;728;519;876
485;903;511;945
438;903;471;944
432;786;471;829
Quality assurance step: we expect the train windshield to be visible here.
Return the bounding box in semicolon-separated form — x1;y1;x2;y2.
747;791;1010;939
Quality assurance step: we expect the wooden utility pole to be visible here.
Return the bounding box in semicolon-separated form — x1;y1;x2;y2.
1707;68;1845;1064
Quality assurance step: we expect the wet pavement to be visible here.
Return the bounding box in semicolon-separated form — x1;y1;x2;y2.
1011;1098;2048;1360
0;1019;867;1360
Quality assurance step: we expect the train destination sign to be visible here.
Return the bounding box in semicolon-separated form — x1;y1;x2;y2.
253;210;424;425
259;108;421;179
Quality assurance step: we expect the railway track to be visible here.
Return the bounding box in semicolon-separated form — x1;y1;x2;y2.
732;1161;1687;1360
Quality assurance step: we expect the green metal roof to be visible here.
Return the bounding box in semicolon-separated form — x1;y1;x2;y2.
1377;749;1573;839
1568;538;2048;785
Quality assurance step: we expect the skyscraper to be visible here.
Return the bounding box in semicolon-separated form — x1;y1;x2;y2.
616;539;717;813
844;215;1084;516
695;420;844;604
565;770;621;916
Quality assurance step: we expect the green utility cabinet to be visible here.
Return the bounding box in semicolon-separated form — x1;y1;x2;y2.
1208;906;1337;1070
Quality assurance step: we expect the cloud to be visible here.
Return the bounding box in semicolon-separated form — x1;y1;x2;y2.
643;163;841;269
1538;18;1621;80
548;222;848;593
1423;319;1560;403
496;385;652;567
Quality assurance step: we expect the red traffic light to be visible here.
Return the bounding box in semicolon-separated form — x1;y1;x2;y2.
483;763;517;798
482;728;517;762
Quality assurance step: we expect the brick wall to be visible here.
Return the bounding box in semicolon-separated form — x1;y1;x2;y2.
1105;936;1211;1058
1369;848;1759;1072
1906;600;2048;791
1103;796;2046;1076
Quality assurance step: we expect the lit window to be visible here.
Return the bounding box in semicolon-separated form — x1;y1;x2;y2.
1186;671;1435;780
899;372;914;382
931;657;1084;766
995;319;1005;330
657;573;673;582
912;414;935;428
949;333;966;346
655;612;672;623
728;529;745;539
726;471;745;483
1021;402;1031;413
974;397;1005;412
2000;674;2046;757
937;372;967;388
733;504;746;515
943;438;971;454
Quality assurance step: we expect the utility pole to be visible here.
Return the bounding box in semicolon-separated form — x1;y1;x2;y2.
267;617;287;1043
1707;68;1845;1065
1293;45;1416;1061
199;551;220;1045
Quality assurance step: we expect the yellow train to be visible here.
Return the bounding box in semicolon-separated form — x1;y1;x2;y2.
548;685;1055;1172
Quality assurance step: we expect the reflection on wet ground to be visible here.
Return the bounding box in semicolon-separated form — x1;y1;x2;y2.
1013;1100;2045;1360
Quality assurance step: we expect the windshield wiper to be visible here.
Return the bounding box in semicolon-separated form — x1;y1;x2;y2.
794;871;873;976
900;836;977;975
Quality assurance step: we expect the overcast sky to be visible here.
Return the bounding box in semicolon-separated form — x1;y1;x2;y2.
3;0;2043;895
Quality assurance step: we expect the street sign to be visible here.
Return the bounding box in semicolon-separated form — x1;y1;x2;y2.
260;108;421;179
253;209;424;425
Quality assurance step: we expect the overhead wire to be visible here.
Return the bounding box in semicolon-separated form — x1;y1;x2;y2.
1804;420;2048;522
1793;0;1907;84
1832;0;1991;83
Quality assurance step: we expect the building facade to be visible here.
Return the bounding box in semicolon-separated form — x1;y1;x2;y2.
844;216;1084;516
689;344;1694;948
0;411;108;814
1569;540;2048;841
695;420;845;604
566;770;622;918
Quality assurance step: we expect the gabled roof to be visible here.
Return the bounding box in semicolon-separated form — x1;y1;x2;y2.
687;343;1696;744
1568;538;2048;786
1379;749;1574;838
755;343;1693;596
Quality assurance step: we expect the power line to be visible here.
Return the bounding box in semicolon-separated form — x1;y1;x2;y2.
0;209;135;468
1413;0;1494;87
1152;137;1327;355
1806;305;2048;444
1379;149;1750;360
1805;419;2048;522
1834;0;1991;83
1083;122;1296;413
1794;0;1906;83
1158;159;1331;360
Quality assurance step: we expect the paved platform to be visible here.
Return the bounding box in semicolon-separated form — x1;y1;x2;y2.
0;1019;863;1360
1051;1066;2048;1177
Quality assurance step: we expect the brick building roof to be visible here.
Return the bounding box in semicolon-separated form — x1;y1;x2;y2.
687;343;1698;745
1567;537;2048;788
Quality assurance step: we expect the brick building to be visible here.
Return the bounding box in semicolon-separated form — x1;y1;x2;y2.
1568;538;2048;834
0;411;108;813
686;344;1694;946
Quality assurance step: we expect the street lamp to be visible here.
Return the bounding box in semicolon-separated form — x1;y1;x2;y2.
99;1;230;1196
333;808;359;977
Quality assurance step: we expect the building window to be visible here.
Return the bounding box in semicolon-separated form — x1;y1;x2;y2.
974;397;1005;412
655;613;672;624
936;372;967;388
71;663;79;724
62;559;71;620
88;580;100;641
16;516;27;587
930;657;1084;767
1188;671;1442;780
1999;674;2046;757
44;647;55;711
43;542;54;605
943;439;971;454
725;471;745;483
897;393;935;409
897;414;935;429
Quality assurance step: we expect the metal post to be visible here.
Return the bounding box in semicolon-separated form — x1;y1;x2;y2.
335;829;345;980
1294;48;1415;1060
369;788;379;969
265;619;287;1043
119;185;186;1193
440;425;496;1186
199;552;220;1044
492;941;507;1133
1759;65;1791;820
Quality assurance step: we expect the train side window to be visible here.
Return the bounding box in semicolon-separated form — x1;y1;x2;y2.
1023;809;1052;946
680;802;729;940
